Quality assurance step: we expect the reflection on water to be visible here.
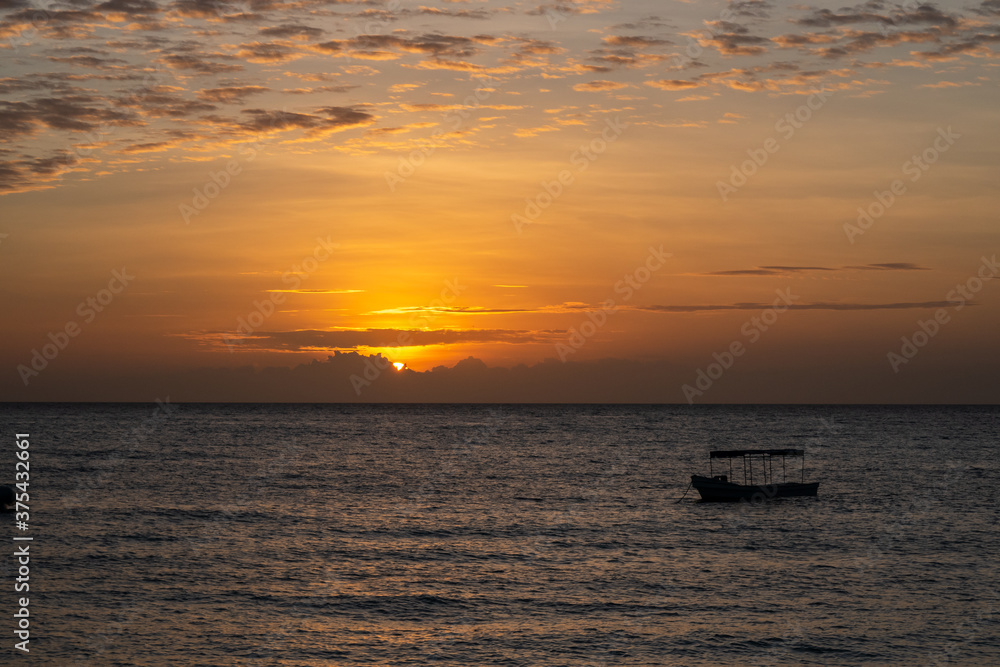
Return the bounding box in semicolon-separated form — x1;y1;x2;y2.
5;404;999;665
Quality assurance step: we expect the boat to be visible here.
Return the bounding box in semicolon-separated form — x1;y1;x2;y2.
691;448;818;502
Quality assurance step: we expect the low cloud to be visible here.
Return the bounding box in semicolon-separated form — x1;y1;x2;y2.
573;79;629;91
702;263;931;276
635;300;959;313
191;328;561;352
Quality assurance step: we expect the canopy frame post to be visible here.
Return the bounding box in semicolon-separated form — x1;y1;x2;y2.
708;449;807;487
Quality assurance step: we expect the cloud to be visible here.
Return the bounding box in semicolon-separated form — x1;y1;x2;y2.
645;64;868;95
976;0;1000;17
602;35;671;48
1;0;997;196
918;80;979;88
526;1;615;18
727;0;772;20
793;4;958;29
158;53;243;74
912;33;1000;61
703;266;835;276
47;55;129;69
573;79;628;91
265;288;364;294
0;150;80;193
259;24;324;40
313;33;493;60
366;305;530;316
0;8;100;40
414;6;492;20
772;33;840;49
701;263;931;276
213;106;376;140
846;263;931;271
237;42;303;63
14;350;996;402
0;95;137;140
196;85;270;104
30;352;688;403
95;0;161;18
635;300;960;313
115;138;190;154
284;84;359;95
114;87;217;118
513;37;564;55
699;21;770;56
187;328;562;352
645;78;703;90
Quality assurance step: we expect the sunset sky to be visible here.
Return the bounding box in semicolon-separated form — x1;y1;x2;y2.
2;0;998;402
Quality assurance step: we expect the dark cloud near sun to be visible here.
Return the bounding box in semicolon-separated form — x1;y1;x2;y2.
195;328;561;352
12;351;996;403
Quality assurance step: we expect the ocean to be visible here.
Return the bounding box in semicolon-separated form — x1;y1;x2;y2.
3;404;998;665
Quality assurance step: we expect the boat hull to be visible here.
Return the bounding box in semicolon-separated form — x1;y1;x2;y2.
690;475;818;502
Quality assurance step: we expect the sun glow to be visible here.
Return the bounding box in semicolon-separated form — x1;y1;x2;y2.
393;362;405;371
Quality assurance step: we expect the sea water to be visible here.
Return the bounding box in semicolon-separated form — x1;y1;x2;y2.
2;404;998;665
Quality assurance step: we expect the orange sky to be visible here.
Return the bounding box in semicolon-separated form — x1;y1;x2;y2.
2;0;999;402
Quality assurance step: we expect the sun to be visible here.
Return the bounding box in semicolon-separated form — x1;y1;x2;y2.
392;362;405;371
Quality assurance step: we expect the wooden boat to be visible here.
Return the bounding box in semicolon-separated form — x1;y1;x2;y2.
691;448;818;502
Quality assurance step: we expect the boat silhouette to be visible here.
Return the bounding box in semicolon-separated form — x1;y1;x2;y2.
691;448;819;502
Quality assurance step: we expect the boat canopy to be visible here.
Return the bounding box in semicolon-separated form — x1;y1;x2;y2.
710;448;804;458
